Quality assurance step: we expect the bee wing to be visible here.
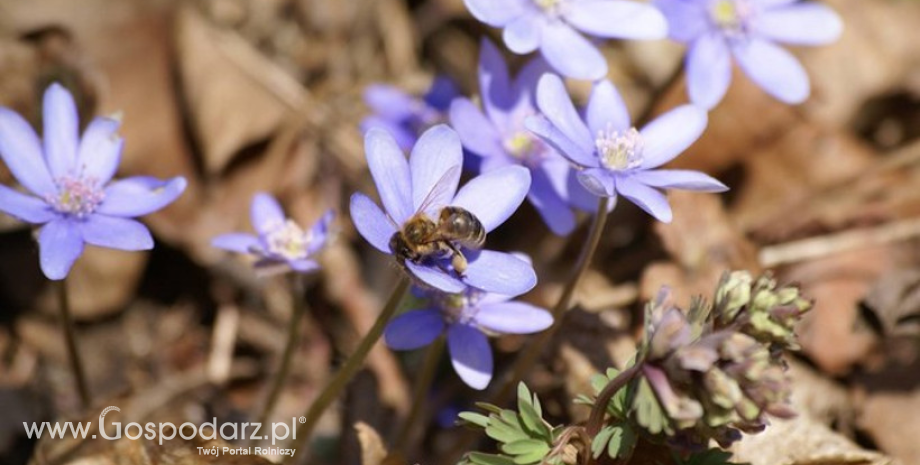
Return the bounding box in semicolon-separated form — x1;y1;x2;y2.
415;165;461;216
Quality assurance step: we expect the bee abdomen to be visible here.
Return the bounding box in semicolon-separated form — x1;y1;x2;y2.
439;207;486;249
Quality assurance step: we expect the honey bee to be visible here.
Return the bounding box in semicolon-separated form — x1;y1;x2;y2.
389;167;486;274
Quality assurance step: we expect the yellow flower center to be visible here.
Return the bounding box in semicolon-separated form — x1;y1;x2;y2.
596;126;644;171
265;220;312;260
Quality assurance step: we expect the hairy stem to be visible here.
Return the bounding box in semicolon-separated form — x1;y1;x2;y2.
285;276;410;463
491;195;611;404
395;335;445;453
56;278;91;410
256;275;308;429
585;361;644;436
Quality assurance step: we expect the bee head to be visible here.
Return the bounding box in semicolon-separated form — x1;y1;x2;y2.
389;233;417;262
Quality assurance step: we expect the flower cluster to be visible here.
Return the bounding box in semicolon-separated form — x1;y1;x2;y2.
591;272;813;452
385;282;552;389
212;193;334;275
0;83;186;280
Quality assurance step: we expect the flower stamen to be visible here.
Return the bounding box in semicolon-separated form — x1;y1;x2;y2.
265;220;312;260
710;0;754;37
45;176;105;218
595;126;644;171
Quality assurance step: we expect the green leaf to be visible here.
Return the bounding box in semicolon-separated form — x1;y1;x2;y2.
511;444;551;465
485;420;529;444
634;377;671;435
458;412;491;428
679;448;748;465
475;402;505;415
518;399;551;440
591;425;614;459
501;438;550;456
606;422;637;460
467;452;517;465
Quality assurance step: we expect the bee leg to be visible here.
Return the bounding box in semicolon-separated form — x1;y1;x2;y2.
444;242;468;275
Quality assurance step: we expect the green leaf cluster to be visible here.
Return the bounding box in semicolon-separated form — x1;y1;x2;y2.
458;383;566;465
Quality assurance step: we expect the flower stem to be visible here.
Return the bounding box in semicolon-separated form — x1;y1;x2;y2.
491;195;611;404
256;275;308;429
285;276;410;463
585;361;644;436
395;335;445;453
56;278;91;410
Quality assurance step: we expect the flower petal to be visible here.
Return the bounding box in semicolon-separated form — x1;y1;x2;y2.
686;33;732;110
81;215;154;251
97;176;187;217
360;116;417;151
733;38;810;105
586;80;631;136
423;76;460;111
384;309;445;350
753;0;799;9
631;169;728;192
42;83;80;178
639;105;707;169
0;108;56;196
364;85;417;121
365;128;414;223
529;167;576;236
476;301;553;334
540;22;608;80
463;0;527;26
306;210;335;255
452;166;530;233
479;38;515;122
448;323;493;390
449;98;504;158
350;193;397;254
250;193;286;235
535;74;594;155
77;117;123;184
525;115;596;168
410;125;463;213
212;232;261;254
289;259;321;273
615;175;673;223
564;0;667;39
463;250;537;296
405;261;466;293
38;219;83;280
577;168;616;197
503;14;543;54
653;0;708;42
756;4;843;46
0;184;56;224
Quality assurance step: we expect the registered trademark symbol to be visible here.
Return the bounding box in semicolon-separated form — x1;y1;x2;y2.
299;417;306;424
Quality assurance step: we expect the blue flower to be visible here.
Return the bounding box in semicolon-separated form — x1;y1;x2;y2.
655;0;843;108
0;83;186;280
463;0;667;80
360;76;459;151
350;124;537;295
384;284;553;389
212;193;333;275
527;74;728;223
450;39;595;236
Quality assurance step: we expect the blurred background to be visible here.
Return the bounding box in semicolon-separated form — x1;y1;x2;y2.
1;0;920;464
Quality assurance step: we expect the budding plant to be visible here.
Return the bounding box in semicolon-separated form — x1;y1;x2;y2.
458;272;812;465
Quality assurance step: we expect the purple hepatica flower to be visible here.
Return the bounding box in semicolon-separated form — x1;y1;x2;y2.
212;193;333;275
463;0;667;80
526;74;727;223
655;0;842;109
450;39;596;236
384;285;553;389
0;83;186;280
361;76;460;151
349;124;537;296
